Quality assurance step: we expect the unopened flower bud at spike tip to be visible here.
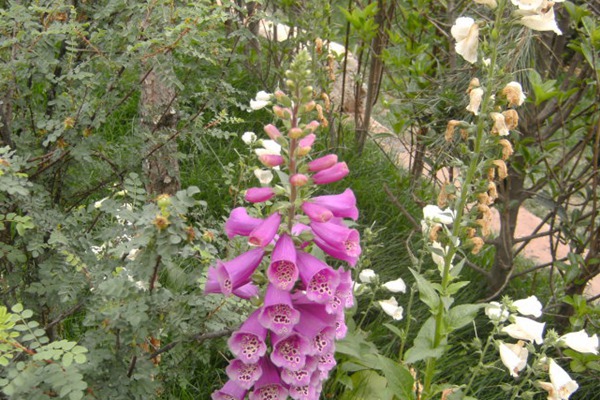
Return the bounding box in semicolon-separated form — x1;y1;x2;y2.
288;127;303;139
297;133;316;156
290;174;309;187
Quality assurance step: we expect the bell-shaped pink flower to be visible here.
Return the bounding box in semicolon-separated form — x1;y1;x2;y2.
249;358;289;400
281;356;318;387
267;234;299;291
225;207;262;239
264;124;282;140
296;252;340;304
312;327;336;355
289;384;318;400
311;221;361;266
245;187;276;203
206;269;259;299
258;285;301;335
334;313;348;339
271;332;311;371
312;162;349;184
301;202;333;223
317;352;337;374
259;154;285;168
249;212;281;247
228;310;268;364
226;359;263;389
307;154;338;172
211;380;247;400
205;248;265;297
311;188;359;220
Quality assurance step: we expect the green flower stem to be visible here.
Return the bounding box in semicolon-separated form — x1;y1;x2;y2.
399;242;426;361
422;1;508;397
358;287;378;330
464;328;497;396
286;94;301;233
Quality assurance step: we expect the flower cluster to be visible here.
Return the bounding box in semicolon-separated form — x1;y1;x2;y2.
207;52;360;400
451;0;564;65
356;268;407;321
486;296;599;399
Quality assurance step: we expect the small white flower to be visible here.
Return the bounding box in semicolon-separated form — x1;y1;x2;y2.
466;87;484;115
559;330;599;355
538;359;578;400
255;139;281;156
94;197;108;209
485;301;510;322
482;57;491;66
513;295;543;318
499;341;528;377
241;131;257;145
249;91;272;111
359;269;377;283
502;316;545;344
254;169;274;185
451;17;479;64
379;297;404;320
255;91;271;102
423;205;455;225
382;278;407;293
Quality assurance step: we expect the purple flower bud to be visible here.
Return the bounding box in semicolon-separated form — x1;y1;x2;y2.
296;252;340;304
271;332;311;371
312;162;349;185
311;188;358;220
290;174;309;187
245;187;276;203
264;124;282;140
258;285;301;335
301;202;333;223
228;310;268;364
211;380;247;400
267;234;299;291
204;248;265;297
297;133;316;156
249;212;281;247
249;358;289;400
307;154;337;172
226;359;263;390
259;154;285;168
225;207;262;239
305;120;320;132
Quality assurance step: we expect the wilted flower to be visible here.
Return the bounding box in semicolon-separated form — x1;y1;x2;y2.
382;277;407;293
451;17;479;64
379;297;404;320
519;6;562;35
499;341;528;377
502;82;526;107
358;269;377;283
466;87;484;115
503;109;519;130
493;159;508;180
490;113;510;136
513;295;543;318
559;330;599;355
502;316;545;344
538;359;578;400
242;131;257;144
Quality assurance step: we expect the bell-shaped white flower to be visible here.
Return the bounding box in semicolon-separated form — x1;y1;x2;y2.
519;6;562;35
382;277;407;293
466;87;484;115
499;341;528;377
379;297;404;320
502;316;545;344
490;113;510;136
513;295;543;318
559;330;599;355
254;139;282;156
451;17;479;64
254;169;274;185
423;205;455;225
359;269;377;283
241;131;257;145
249;90;272;110
538;359;578;400
485;301;510;322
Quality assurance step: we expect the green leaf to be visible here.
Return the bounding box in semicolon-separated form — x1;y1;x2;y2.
404;317;447;363
446;304;483;332
377;355;415;400
73;353;87;364
383;323;404;339
11;303;23;313
63;352;74;367
410;268;439;310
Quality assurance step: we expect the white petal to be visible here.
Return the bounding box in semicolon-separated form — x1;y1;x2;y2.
499;342;528;377
513;295;543;318
511;0;544;11
260;139;282;155
382;278;407;293
466;88;484;115
559;330;599;355
548;359;578;399
254;169;273;185
502;316;545;344
451;17;475;41
250;99;270;110
520;7;562;35
423;205;455;225
359;269;377;283
455;22;479;64
255;91;272;102
485;301;510;322
241;131;257;144
379;297;404;320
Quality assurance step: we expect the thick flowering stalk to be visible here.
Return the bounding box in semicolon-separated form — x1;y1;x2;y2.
208;51;360;400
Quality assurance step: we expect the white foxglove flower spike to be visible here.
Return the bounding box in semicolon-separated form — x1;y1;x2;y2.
502;316;545;344
382;278;407;293
379;297;404;320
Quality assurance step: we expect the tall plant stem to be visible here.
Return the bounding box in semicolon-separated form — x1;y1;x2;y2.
422;1;507;397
